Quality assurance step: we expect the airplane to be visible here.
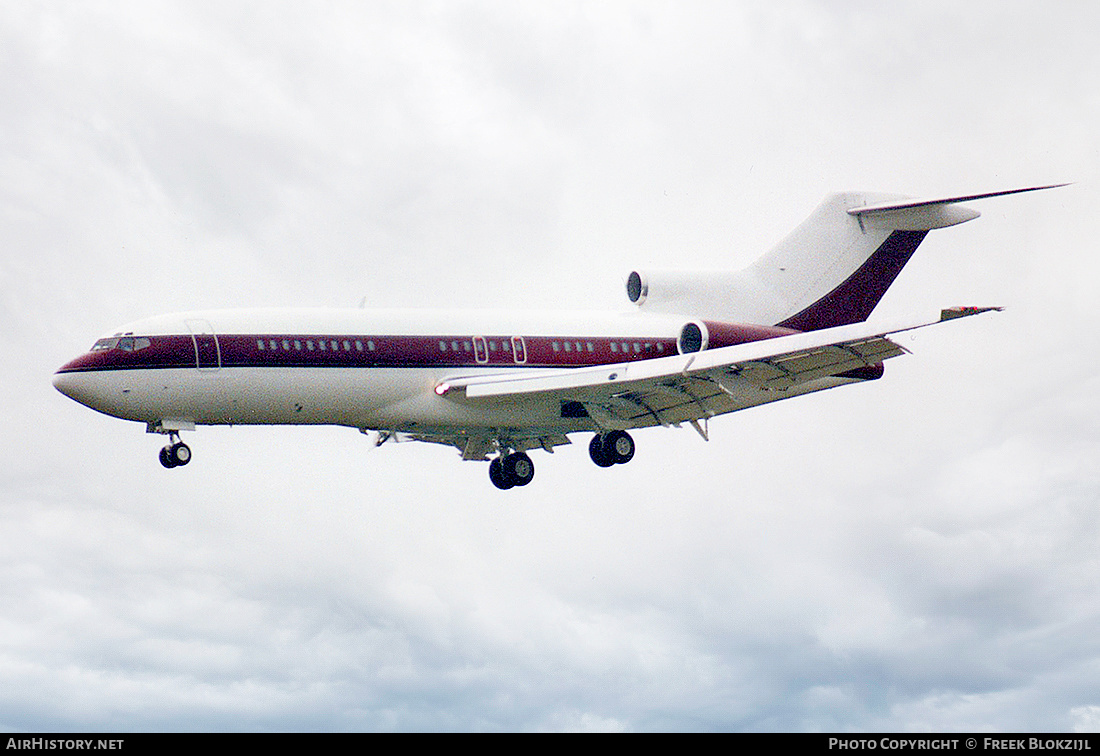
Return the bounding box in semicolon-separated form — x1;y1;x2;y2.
53;184;1063;489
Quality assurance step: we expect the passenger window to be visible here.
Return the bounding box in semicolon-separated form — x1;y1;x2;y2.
586;342;593;352
331;340;339;351
564;342;571;352
355;340;363;351
464;342;471;352
294;340;302;350
610;343;617;353
367;340;375;351
319;341;326;351
283;340;290;351
257;340;265;350
307;340;314;351
489;341;497;351
552;342;560;352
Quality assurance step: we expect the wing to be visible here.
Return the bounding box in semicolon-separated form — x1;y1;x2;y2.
436;307;1000;433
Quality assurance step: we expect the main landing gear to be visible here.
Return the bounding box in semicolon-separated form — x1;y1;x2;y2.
489;452;535;490
159;434;192;469
488;432;636;490
589;431;635;467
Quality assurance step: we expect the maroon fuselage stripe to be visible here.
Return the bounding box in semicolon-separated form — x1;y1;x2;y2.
56;324;801;374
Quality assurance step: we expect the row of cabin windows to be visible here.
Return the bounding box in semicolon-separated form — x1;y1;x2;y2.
437;340;522;352
440;340;476;352
610;341;664;354
255;337;667;356
439;339;663;354
257;339;376;353
553;341;594;353
548;341;662;353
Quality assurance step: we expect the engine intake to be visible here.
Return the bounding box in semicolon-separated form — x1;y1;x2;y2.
626;271;648;305
675;319;803;354
677;321;708;354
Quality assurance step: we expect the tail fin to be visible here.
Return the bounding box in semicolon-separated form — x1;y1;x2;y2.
629;185;1064;330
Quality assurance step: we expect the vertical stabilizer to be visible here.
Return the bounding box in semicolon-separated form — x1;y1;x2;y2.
628;185;1063;330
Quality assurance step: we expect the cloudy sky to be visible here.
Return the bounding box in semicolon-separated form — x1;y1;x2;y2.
3;0;1099;732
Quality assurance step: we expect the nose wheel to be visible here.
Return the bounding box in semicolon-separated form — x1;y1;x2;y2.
489;452;535;490
159;435;192;469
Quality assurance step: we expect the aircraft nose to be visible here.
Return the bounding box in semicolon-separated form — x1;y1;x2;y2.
53;370;80;399
52;370;102;409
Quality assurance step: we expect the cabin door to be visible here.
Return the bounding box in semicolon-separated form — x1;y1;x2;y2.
472;336;489;364
186;318;221;372
511;336;527;364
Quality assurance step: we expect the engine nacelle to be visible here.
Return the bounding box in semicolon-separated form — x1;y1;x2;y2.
676;320;708;354
627;267;765;318
627;269;733;310
676;318;802;354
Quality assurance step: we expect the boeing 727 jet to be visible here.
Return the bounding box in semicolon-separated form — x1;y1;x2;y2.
53;185;1062;488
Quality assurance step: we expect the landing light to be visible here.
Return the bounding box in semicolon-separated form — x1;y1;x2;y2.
435;383;451;396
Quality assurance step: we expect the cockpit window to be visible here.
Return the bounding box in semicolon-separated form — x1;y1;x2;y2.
91;337;151;352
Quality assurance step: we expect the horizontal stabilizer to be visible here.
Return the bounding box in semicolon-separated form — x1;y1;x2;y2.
848;184;1069;215
847;184;1068;230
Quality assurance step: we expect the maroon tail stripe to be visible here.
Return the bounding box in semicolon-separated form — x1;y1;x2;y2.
778;230;929;332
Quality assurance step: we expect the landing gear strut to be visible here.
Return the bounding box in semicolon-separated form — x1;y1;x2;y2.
489;452;535;490
589;431;635;467
159;434;192;469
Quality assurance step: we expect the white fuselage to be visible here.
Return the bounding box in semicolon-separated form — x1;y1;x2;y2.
54;307;714;434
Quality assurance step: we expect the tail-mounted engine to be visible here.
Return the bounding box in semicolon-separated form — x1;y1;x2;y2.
626;268;766;324
674;318;800;354
627;269;737;313
676;320;708;353
628;270;803;353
